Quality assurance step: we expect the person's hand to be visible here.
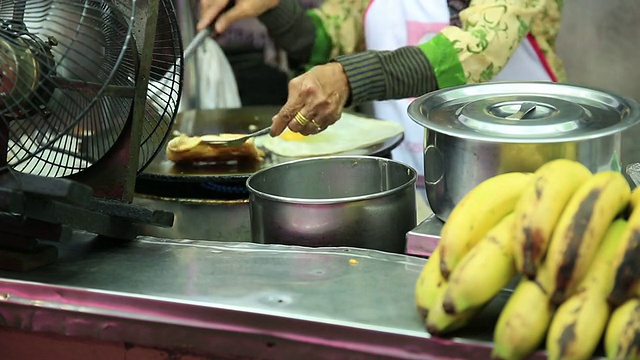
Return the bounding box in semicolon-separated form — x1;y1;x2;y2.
271;63;351;136
197;0;280;34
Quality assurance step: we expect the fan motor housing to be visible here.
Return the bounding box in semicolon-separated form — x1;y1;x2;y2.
0;24;56;120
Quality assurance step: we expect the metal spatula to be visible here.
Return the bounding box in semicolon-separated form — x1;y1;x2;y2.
183;1;235;60
200;126;271;147
183;27;212;60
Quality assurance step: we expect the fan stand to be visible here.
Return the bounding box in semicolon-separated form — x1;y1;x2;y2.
0;0;175;272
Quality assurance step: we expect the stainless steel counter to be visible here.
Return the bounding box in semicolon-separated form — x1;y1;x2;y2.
0;233;546;359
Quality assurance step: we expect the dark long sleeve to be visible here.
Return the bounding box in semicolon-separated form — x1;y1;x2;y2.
258;0;317;65
258;0;439;103
334;46;439;105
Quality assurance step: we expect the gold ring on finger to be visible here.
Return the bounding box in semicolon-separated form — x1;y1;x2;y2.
294;112;310;126
311;119;322;131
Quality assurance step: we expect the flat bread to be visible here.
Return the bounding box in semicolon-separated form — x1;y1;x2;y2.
166;134;265;163
253;113;404;157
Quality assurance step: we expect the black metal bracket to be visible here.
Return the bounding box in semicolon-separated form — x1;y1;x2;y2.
0;171;174;271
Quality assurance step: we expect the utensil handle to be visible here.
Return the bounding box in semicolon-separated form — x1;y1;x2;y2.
252;127;271;137
183;28;212;60
626;163;640;188
506;102;537;120
183;0;235;61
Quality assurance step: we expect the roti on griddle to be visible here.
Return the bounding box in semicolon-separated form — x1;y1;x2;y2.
166;134;265;163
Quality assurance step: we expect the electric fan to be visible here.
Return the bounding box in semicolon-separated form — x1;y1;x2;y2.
0;0;184;271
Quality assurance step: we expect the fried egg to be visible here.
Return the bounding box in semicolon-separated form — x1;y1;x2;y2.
254;113;404;157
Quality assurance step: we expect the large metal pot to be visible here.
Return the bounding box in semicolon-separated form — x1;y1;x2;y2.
246;156;417;253
408;82;640;221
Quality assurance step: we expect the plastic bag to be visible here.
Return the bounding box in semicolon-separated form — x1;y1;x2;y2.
147;38;241;116
179;37;241;112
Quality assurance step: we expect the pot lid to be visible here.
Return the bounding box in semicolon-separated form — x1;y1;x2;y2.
407;82;640;143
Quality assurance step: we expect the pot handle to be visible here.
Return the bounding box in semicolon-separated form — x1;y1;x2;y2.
626;163;640;188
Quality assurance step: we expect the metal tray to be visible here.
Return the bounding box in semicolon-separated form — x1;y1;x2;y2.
138;107;404;185
0;235;606;359
0;235;532;359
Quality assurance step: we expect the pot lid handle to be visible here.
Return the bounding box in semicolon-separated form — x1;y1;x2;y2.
505;102;537;120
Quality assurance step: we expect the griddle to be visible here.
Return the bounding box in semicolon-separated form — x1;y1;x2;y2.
136;107;404;198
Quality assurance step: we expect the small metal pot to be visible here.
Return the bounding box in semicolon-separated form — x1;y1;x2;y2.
133;194;252;242
246;156;417;253
408;82;640;221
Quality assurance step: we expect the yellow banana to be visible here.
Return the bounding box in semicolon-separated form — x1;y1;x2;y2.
546;219;627;360
578;219;630;295
631;186;640;211
425;281;480;336
442;213;517;315
513;159;592;278
634;281;640;297
415;246;444;318
547;292;610;360
491;279;554;360
536;171;631;305
439;172;534;278
604;298;640;360
609;195;640;307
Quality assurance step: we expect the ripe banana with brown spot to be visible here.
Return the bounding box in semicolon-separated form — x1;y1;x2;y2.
604;298;640;360
415;246;444;318
546;219;628;360
512;159;592;278
491;279;554;360
547;292;610;360
442;213;517;315
536;171;631;305
425;281;481;336
439;172;534;278
608;204;640;307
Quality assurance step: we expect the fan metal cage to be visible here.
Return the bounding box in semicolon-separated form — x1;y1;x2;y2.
0;0;182;178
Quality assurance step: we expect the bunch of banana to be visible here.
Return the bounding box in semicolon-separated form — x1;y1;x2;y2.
544;184;640;360
545;218;627;360
442;213;517;315
412;158;640;360
424;213;521;335
496;170;632;360
600;186;640;360
415;244;485;335
608;188;640;307
605;298;640;360
438;172;534;278
492;279;555;360
425;279;482;336
512;159;592;278
415;172;533;335
535;171;631;305
415;246;444;318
